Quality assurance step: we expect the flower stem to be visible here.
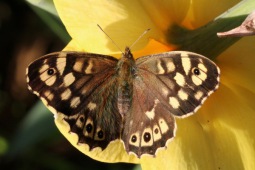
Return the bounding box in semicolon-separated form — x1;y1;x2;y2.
168;0;255;59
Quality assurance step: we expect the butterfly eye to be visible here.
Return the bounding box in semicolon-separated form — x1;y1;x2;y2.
192;68;200;75
47;68;55;75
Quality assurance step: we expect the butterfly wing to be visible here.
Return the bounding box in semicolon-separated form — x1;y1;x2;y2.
136;51;220;117
122;51;220;157
122;76;176;157
27;51;122;150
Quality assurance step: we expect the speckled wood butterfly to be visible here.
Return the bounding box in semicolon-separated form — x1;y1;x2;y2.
26;47;220;158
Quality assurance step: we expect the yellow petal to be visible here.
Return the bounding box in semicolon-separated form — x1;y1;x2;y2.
53;1;255;169
138;0;190;31
141;116;215;170
64;38;174;59
197;83;255;170
131;39;174;59
141;35;255;169
182;0;240;28
54;113;140;163
218;36;255;93
54;0;165;53
141;82;255;170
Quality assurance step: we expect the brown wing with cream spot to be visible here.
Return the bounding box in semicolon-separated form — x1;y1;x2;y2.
122;51;220;157
26;51;122;150
122;73;176;158
136;51;220;118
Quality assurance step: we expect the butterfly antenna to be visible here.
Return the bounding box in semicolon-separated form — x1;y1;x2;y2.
129;28;151;49
97;24;124;54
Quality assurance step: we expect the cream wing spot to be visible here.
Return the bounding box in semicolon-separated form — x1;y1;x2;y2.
44;90;54;101
76;115;85;128
199;70;207;81
70;97;80;108
158;118;169;134
94;127;105;141
45;75;57;86
156;60;165;74
192;66;208;84
63;72;75;86
153;125;162;142
56;57;66;75
39;65;57;86
61;88;72;100
39;64;49;74
84;118;94;138
85;59;93;74
195;91;203;100
145;99;159;119
165;60;175;73
145;109;155;120
73;58;84;73
141;128;153;147
39;64;57;86
87;102;97;111
192;75;203;85
174;72;185;87
169;97;180;109
198;63;208;73
181;57;191;75
178;89;188;101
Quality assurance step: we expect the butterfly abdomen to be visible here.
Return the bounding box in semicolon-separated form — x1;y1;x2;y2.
115;48;138;116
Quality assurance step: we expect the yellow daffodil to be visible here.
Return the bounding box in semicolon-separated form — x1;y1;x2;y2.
53;0;255;169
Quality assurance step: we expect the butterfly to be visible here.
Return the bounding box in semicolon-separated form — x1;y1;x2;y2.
26;47;220;158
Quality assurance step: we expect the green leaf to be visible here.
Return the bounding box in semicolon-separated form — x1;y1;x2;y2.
168;0;255;59
26;0;71;43
132;165;142;170
0;136;8;156
26;0;58;16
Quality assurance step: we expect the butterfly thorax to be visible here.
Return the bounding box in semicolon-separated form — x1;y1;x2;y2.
116;47;136;117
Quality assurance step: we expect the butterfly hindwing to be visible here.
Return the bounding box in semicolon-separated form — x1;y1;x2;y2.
27;51;123;150
122;75;176;157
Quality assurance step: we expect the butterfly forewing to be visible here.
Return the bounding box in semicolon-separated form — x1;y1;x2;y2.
27;49;220;158
27;51;123;150
136;51;220;117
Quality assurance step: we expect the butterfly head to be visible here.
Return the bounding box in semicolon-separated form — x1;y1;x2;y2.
123;47;134;59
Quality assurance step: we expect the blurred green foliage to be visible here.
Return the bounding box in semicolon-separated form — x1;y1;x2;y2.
0;0;140;169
